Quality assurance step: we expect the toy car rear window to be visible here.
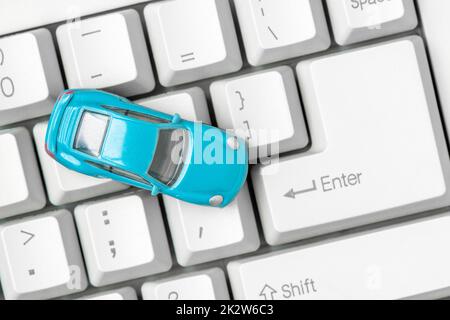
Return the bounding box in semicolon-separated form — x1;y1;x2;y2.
148;128;189;186
102;105;170;124
74;111;110;157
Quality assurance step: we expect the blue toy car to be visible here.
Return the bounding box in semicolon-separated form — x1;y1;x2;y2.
45;89;248;207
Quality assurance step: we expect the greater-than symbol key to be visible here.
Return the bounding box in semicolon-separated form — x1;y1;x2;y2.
20;230;35;245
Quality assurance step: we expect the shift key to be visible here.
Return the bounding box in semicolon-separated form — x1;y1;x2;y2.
228;213;450;300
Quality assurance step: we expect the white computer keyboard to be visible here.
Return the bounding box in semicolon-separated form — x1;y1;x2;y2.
1;0;450;300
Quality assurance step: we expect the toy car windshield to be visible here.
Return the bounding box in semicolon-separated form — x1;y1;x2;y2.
148;128;189;186
74;111;110;157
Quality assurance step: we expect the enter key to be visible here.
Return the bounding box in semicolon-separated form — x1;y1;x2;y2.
251;36;450;245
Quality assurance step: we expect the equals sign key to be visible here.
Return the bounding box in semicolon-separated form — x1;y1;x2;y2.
180;52;195;63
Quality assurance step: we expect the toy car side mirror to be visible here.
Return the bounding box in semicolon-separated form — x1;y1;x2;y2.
172;113;181;124
151;185;160;196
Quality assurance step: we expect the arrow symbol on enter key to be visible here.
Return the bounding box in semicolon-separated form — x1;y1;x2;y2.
284;180;318;199
20;230;35;245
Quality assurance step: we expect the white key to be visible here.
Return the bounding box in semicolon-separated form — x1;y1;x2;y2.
33;122;128;206
137;87;211;124
0;127;46;219
228;213;450;300
75;192;172;287
57;9;155;97
142;268;229;300
144;0;242;87
326;0;417;46
211;66;308;160
0;210;88;300
418;0;450;145
79;287;137;300
0;29;64;125
141;91;260;266
0;0;149;36
234;0;330;66
163;184;260;266
252;36;450;245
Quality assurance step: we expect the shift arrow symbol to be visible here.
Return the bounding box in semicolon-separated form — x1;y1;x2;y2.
259;284;277;300
284;180;318;199
20;230;35;245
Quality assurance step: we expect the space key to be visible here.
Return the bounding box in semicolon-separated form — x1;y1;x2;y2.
228;213;450;300
0;0;148;36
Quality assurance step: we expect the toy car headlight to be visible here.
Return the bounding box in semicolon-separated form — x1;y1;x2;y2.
227;136;240;150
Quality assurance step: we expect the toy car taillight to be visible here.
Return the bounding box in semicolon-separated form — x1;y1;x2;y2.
56;90;74;103
45;142;55;159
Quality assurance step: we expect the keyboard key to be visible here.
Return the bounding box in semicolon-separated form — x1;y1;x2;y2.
33;122;128;206
0;127;46;219
137;87;211;124
211;66;308;159
144;0;242;87
57;9;155;97
79;287;137;300
163;184;260;266
252;36;450;245
228;213;450;300
418;0;450;144
142;268;229;300
234;0;330;66
0;210;88;300
326;0;417;45
141;89;260;266
0;29;64;125
0;0;148;36
74;192;172;287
